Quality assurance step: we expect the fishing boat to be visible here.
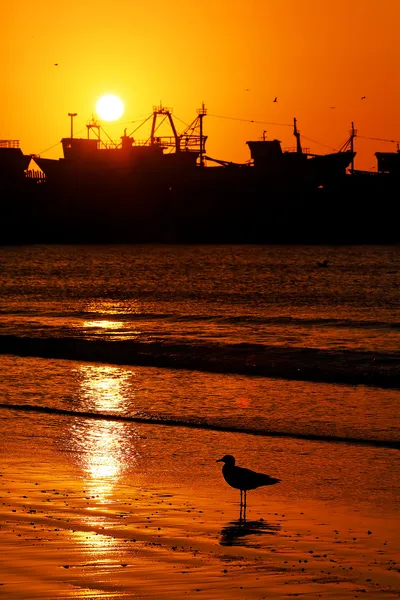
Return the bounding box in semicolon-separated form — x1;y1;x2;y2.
34;105;206;184
246;118;355;184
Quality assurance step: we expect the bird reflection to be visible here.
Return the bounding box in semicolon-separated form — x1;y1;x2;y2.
220;519;280;547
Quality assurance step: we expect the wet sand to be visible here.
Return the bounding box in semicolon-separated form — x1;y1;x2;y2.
1;475;399;599
0;412;399;599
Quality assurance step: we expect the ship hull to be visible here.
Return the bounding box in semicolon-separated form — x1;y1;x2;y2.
1;167;398;245
0;122;397;244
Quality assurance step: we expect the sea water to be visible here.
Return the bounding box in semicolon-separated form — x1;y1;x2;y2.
0;244;399;515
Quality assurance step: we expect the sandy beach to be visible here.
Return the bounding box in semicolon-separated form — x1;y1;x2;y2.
1;408;399;599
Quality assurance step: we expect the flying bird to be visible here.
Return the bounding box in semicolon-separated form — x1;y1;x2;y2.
361;96;366;100
329;106;336;109
216;455;280;521
54;63;58;66
273;97;278;102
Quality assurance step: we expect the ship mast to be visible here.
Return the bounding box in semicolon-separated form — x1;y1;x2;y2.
197;103;207;167
151;105;180;152
179;104;208;166
350;122;357;174
293;118;303;154
335;121;357;174
86;116;101;141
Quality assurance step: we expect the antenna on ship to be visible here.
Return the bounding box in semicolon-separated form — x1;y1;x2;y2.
68;113;77;139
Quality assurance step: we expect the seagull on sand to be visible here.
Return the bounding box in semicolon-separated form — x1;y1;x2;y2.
216;455;280;521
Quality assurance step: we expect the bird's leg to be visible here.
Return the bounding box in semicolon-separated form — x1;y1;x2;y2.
243;490;247;522
239;490;243;523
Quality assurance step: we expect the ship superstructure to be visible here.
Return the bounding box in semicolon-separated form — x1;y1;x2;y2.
375;145;400;175
0;140;31;180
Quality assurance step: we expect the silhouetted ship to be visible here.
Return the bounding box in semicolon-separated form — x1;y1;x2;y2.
1;106;398;244
33;108;354;187
375;147;400;175
0;140;31;181
246;118;355;184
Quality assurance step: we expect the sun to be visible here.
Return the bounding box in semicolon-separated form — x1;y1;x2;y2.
96;94;124;121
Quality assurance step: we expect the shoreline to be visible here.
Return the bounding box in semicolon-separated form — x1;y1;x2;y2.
1;402;399;450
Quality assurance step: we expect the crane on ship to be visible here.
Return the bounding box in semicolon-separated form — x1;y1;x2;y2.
148;103;208;166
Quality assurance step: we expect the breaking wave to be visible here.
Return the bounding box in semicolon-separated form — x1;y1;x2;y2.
0;334;399;389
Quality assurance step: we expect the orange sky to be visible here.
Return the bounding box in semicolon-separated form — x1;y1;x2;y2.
2;0;400;170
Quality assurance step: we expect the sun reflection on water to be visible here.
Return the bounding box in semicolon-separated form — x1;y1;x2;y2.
81;317;141;340
71;364;141;503
84;423;124;481
79;364;130;413
84;319;124;329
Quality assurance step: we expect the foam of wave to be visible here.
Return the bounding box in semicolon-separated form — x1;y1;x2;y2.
1;309;399;330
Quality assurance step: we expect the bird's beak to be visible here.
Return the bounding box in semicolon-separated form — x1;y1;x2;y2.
216;458;222;463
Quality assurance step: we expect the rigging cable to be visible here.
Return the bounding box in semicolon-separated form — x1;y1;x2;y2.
334;138;351;152
36;125;86;155
144;114;168;146
210;112;342;151
120;115;153;125
99;125;118;148
173;114;191;128
36;140;62;156
300;135;336;151
208;113;292;128
126;113;154;139
357;135;399;144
